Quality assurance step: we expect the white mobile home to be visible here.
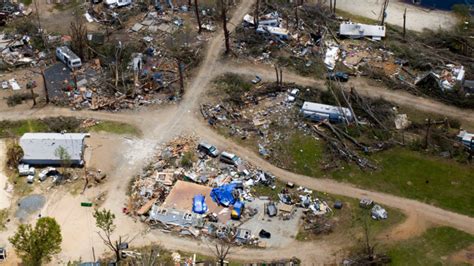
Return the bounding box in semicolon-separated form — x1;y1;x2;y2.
19;133;89;166
339;22;386;41
56;46;82;69
300;101;353;123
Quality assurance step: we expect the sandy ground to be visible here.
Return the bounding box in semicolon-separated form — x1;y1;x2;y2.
0;68;46;112
0;0;472;264
0;140;12;210
327;0;458;32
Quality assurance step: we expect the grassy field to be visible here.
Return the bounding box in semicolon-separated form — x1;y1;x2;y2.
266;131;474;216
0;118;141;138
332;148;474;217
269;132;325;177
296;194;406;242
88;121;141;136
386;227;474;265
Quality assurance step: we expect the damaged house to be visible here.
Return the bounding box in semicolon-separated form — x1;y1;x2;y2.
19;133;89;166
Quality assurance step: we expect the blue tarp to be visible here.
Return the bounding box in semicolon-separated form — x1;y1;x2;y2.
210;183;238;207
192;194;208;214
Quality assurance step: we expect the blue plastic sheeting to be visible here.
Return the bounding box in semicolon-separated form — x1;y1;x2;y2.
192;194;208;214
231;200;244;219
210;183;238;207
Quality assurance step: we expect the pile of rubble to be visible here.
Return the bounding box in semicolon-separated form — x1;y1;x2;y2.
128;136;334;247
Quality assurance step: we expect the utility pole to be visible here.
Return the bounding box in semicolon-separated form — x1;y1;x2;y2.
333;0;336;14
425;118;432;149
380;0;390;26
194;0;202;33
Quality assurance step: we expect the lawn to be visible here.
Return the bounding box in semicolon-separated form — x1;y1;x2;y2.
386;227;474;265
269;132;325;177
296;194;406;242
0;118;141;138
331;148;474;217
88;121;141;137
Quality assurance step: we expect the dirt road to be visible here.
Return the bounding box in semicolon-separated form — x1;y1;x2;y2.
2;0;473;264
328;0;458;32
220;62;474;124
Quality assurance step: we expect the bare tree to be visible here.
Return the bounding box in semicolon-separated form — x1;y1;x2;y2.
194;0;202;33
220;0;231;54
70;9;88;61
209;239;232;266
93;209;126;263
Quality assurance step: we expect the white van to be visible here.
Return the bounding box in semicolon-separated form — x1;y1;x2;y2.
104;0;131;8
56;46;82;69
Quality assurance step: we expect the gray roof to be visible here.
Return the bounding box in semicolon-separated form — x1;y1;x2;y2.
20;133;89;163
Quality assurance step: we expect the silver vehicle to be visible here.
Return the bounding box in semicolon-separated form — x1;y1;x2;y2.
220;151;241;166
197;142;219;157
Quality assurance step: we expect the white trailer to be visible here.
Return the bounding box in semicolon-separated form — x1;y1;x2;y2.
104;0;131;8
55;46;82;69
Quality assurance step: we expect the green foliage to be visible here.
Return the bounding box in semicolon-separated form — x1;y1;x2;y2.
180;151;195;169
0;209;8;231
93;208;116;235
9;217;62;265
387;227;474;265
55;146;72;168
452;4;470;18
6;142;24;168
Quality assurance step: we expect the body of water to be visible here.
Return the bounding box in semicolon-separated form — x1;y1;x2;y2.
407;0;472;10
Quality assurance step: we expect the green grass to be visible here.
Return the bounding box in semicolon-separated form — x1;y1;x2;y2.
386;227;474;265
0;120;49;138
296;194;406;242
270;132;324;177
332;148;474;217
88;121;141;137
18;0;32;5
0;209;8;231
0;118;141;137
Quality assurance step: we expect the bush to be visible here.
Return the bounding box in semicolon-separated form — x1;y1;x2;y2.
6;93;37;107
41;117;82;133
6;142;24;168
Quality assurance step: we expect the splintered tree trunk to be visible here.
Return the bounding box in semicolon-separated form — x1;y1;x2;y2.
177;58;184;94
194;0;202;33
254;0;260;28
221;0;231;54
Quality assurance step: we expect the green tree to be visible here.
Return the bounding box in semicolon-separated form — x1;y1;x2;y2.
54;146;71;168
6;142;24;168
93;209;123;263
9;217;62;265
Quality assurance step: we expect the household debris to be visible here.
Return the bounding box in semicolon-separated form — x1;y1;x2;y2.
128;137;338;247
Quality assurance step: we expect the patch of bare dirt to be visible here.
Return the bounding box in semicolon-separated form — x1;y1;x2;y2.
448;244;474;265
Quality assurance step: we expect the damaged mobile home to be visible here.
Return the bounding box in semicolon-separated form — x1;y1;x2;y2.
19;133;89;166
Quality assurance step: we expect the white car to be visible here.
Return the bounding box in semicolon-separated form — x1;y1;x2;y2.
287;88;300;102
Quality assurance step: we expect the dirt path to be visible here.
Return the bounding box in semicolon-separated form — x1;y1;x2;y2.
220;62;474;124
2;0;473;264
326;0;458;32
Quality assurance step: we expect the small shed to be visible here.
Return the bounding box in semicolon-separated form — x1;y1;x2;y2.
19;133;89;166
